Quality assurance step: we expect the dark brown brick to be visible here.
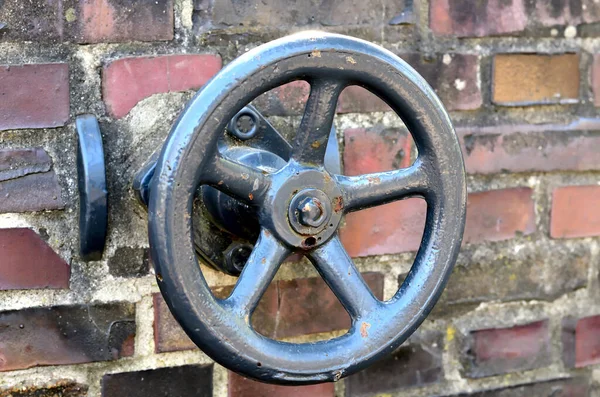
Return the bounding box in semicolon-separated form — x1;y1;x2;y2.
458;120;600;174
102;365;212;397
0;303;135;371
103;54;222;118
345;331;443;396
153;273;384;352
0;228;70;290
563;315;600;368
493;53;580;105
0;0;173;43
0;381;88;397
0;148;52;181
551;185;600;239
256;53;480;116
202;0;403;30
583;0;600;23
428;246;588;307
535;0;583;26
108;247;149;278
0;171;64;213
0;63;69;131
442;378;589;396
462;320;551;378
229;372;334;397
271;272;384;339
430;0;527;37
68;0;174;44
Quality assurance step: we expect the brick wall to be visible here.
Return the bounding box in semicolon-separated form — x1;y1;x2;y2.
1;0;600;396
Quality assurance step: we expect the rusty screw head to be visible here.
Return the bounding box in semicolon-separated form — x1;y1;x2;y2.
297;196;326;227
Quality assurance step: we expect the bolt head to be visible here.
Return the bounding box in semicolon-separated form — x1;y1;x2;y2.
298;197;326;227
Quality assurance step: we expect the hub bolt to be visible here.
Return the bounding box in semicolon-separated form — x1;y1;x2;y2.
297;197;326;227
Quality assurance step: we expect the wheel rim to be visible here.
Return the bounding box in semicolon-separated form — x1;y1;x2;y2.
149;31;466;384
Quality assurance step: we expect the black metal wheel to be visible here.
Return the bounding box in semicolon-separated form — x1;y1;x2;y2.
148;31;466;384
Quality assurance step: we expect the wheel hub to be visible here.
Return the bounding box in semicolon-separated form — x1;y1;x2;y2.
289;189;331;233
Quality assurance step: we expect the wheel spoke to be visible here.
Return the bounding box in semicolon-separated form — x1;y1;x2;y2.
309;236;380;319
223;229;289;316
292;79;345;165
203;155;271;205
335;160;431;213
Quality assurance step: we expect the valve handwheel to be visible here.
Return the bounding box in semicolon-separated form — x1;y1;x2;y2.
148;31;466;384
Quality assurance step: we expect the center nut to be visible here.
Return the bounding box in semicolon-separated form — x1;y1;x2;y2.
288;188;332;235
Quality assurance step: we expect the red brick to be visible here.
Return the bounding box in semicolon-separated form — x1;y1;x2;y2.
272;272;383;338
584;0;600;23
0;228;69;290
458;120;600;174
430;0;527;37
340;126;422;256
341;127;535;255
102;365;212;397
228;372;334;397
0;171;64;213
493;54;580;105
464;320;551;378
154;273;383;352
535;0;582;26
575;316;600;367
551;185;600;238
73;0;174;44
0;63;69;130
103;54;221;118
463;188;535;244
0;0;173;43
591;54;600;107
0;303;135;371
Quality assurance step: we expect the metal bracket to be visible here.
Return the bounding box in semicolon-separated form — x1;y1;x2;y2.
76;115;108;262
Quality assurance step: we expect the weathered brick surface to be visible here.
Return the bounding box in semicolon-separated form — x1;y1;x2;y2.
0;171;64;213
228;372;334;397
0;148;52;181
443;378;589;396
345;331;443;395
463;188;535;244
0;64;69;131
154;273;384;352
0;0;173;43
343;187;534;256
458;120;600;174
404;244;588;308
102;365;212;397
551;185;600;238
0;381;88;397
0;303;135;371
563;315;600;368
591;54;600;107
103;54;222;118
535;0;583;26
107;247;149;278
199;0;404;30
0;228;69;290
462;320;551;378
493;54;579;105
256;53;480;115
430;0;527;37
